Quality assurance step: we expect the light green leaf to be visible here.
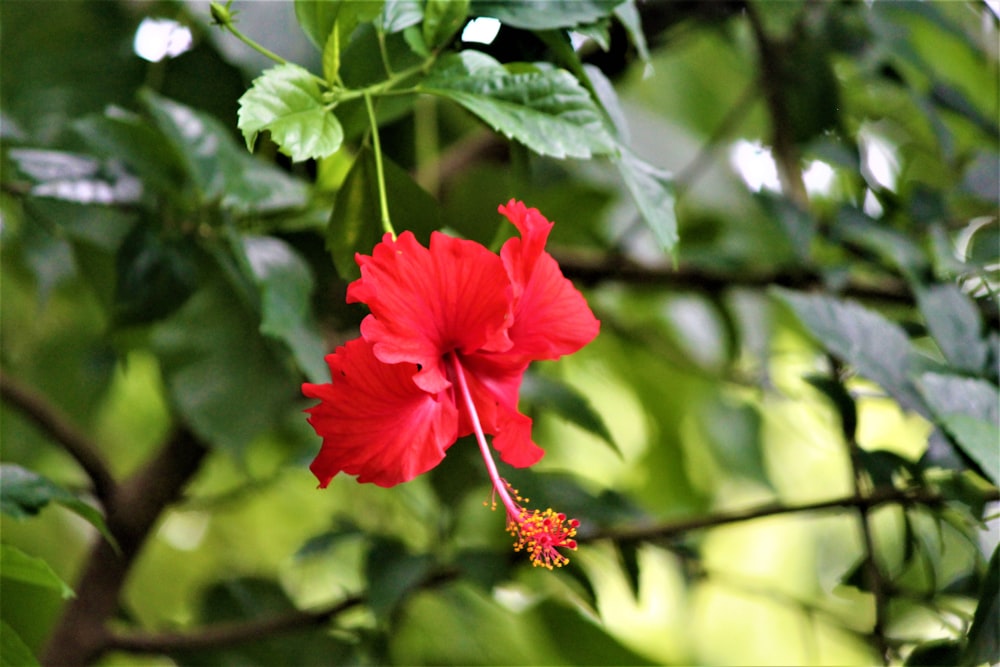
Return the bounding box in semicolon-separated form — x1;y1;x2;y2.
423;0;468;51
916;283;988;374
775;291;929;416
0;465;117;550
520;374;620;457
237;64;343;162
470;0;624;30
381;0;422;32
0;620;40;667
236;235;328;383
422;51;617;159
615;149;678;253
614;0;650;66
0;544;74;600
295;0;384;50
918;373;1000;484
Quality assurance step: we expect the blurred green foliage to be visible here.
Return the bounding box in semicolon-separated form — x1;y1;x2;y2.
1;1;997;665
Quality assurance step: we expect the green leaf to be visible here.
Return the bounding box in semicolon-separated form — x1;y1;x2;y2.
140;90;310;213
422;0;468;51
918;373;1000;484
774;290;928;416
832;206;928;277
235;234;328;383
915;283;988;374
422;51;617;159
382;0;423;32
327;147;440;280
295;0;384;51
0;465;117;549
520;373;619;457
470;0;624;30
237;63;344;162
0;620;40;667
613;0;650;66
151;272;300;455
364;538;434;621
905;639;963;666
614;149;678;253
7;149;142;206
114;224;199;327
0;544;74;600
535;598;658;665
961;545;999;666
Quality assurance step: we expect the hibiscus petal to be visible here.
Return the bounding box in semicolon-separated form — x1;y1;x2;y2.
347;231;513;393
499;202;600;361
456;353;544;467
303;338;458;488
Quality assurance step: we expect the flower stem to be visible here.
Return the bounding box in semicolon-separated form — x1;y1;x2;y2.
210;2;288;67
364;91;395;239
448;354;520;518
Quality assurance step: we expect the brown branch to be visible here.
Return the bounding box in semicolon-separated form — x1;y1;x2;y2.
551;249;913;304
577;485;999;544
106;595;363;654
41;428;209;667
0;371;117;506
745;2;809;209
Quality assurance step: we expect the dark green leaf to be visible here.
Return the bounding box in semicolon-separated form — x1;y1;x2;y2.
520;373;619;457
237;64;343;162
855;449;920;487
961;545;999;666
832;206;929;277
326;147;440;281
71;111;187;202
471;0;624;30
114;224;199;327
151;272;301;455
235;234;327;383
918;373;1000;484
806;375;858;443
423;0;469;51
140;90;311;213
0;544;74;600
294;522;362;559
756;192;815;261
774;290;928;416
915;283;988;374
905;639;963;666
364;538;434;620
0;620;40;667
0;465;117;549
614;149;678;254
422;51;617;159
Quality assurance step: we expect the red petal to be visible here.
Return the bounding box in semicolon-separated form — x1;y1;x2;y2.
457;353;544;467
303;338;458;488
498;201;600;362
347;231;513;394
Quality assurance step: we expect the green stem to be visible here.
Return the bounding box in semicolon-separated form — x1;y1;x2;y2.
364;91;395;238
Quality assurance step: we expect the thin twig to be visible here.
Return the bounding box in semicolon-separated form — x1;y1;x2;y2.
107;595;364;653
0;371;117;506
577;485;997;544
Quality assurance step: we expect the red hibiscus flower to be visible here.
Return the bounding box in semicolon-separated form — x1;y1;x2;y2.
303;200;599;568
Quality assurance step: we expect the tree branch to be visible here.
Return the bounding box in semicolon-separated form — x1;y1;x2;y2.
106;595;364;654
0;371;117;506
551;249;913;304
41;427;209;667
578;485;999;544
